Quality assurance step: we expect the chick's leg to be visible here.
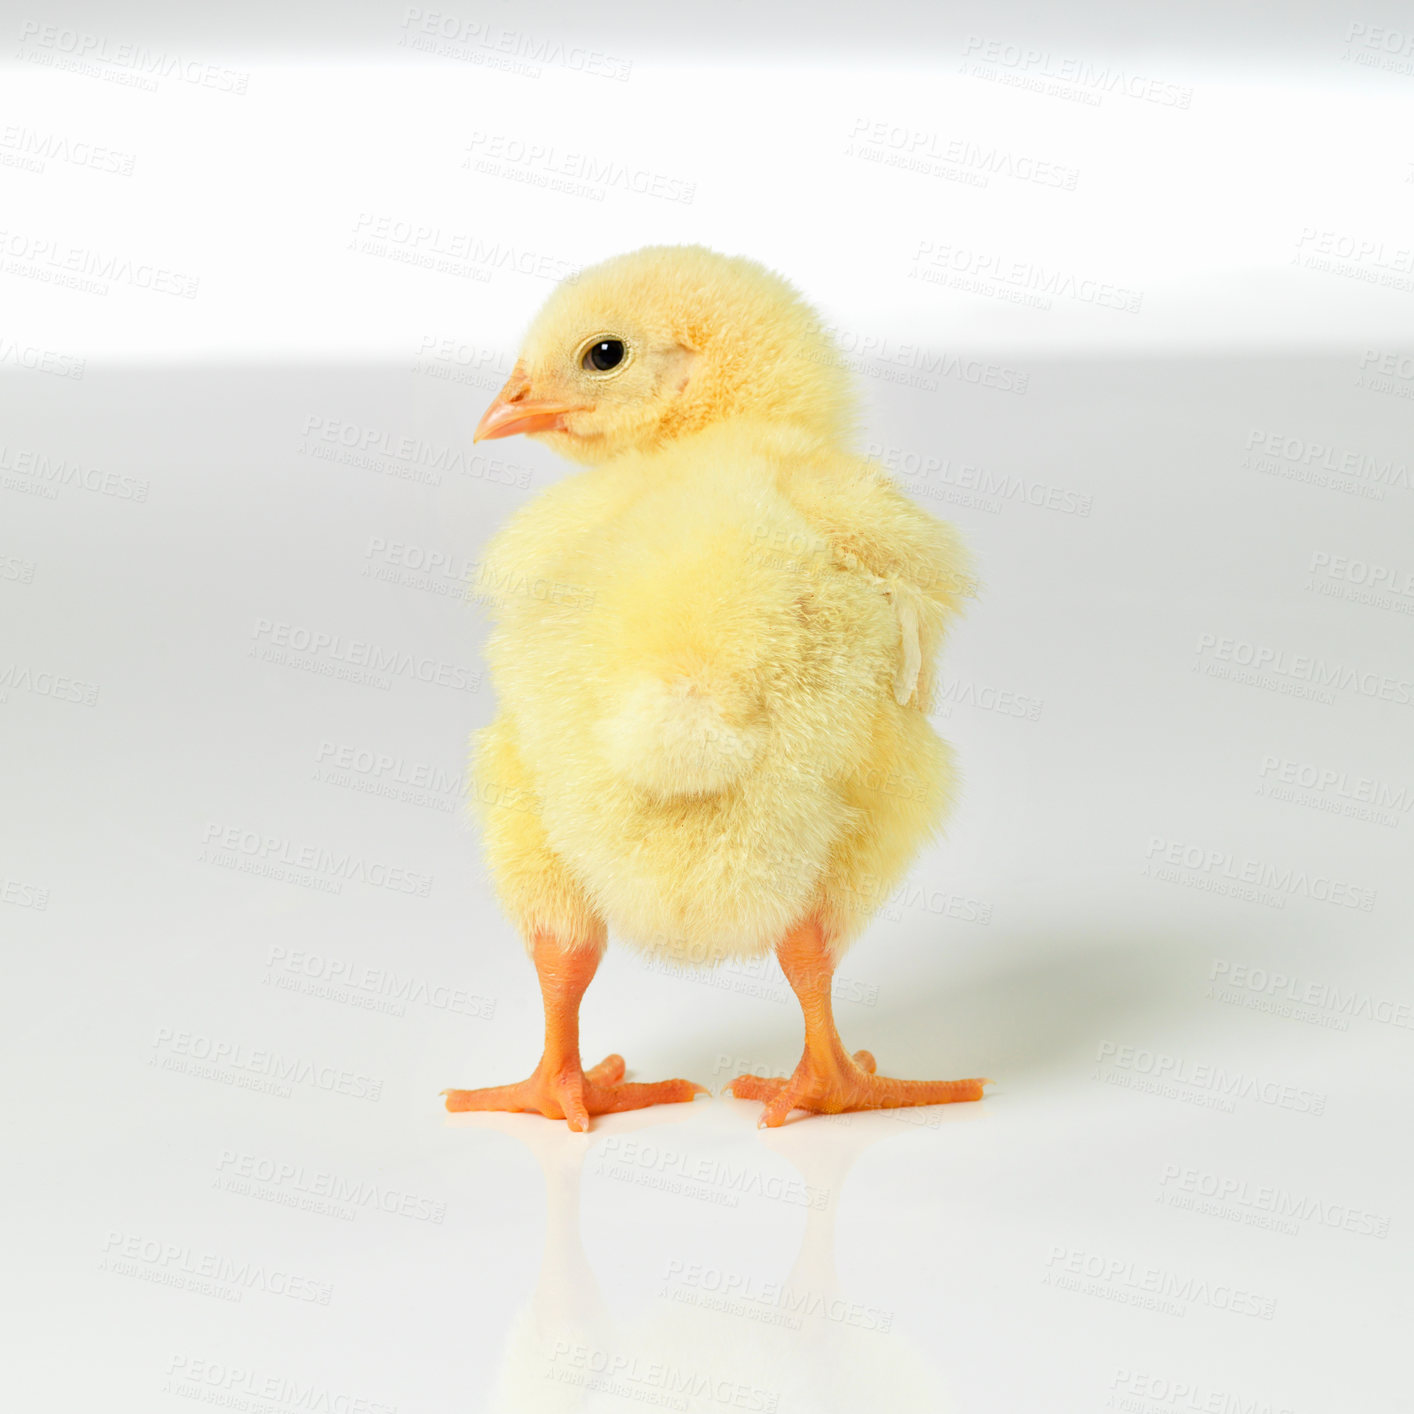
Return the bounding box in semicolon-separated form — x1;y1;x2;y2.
729;916;989;1127
443;929;705;1132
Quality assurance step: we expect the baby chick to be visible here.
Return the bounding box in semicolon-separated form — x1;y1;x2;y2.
444;245;987;1129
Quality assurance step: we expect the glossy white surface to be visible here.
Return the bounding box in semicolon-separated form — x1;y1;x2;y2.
5;352;1410;1412
4;7;1412;1410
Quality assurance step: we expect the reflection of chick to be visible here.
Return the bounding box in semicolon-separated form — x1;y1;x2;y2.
444;246;988;1129
470;1109;953;1414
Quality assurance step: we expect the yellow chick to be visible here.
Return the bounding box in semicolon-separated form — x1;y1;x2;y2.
444;245;988;1130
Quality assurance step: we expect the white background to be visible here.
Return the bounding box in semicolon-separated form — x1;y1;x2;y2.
3;3;1413;1411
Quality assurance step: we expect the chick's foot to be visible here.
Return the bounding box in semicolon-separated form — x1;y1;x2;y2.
444;1054;706;1133
730;915;990;1126
445;931;706;1131
729;1048;988;1127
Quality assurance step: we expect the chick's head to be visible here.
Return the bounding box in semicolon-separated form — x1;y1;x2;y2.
475;245;855;464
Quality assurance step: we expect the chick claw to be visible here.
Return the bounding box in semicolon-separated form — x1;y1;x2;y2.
443;1054;707;1133
728;1049;990;1128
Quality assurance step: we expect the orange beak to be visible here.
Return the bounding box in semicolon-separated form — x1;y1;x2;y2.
473;363;589;442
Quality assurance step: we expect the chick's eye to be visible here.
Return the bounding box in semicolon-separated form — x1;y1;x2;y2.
583;339;625;372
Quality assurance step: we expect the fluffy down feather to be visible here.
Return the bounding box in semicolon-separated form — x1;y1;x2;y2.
471;402;974;964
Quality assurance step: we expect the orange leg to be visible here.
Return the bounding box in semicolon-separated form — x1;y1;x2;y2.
729;916;990;1127
443;929;705;1132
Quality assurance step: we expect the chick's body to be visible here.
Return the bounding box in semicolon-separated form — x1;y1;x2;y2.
446;245;985;1129
474;418;966;966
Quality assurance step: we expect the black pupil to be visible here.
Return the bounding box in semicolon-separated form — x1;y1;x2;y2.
587;339;623;371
